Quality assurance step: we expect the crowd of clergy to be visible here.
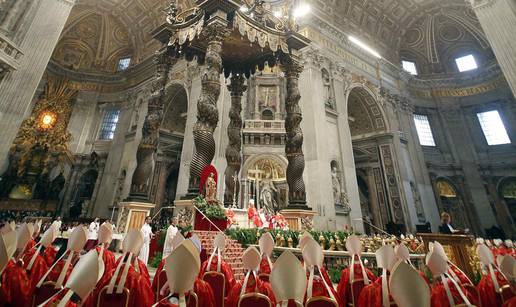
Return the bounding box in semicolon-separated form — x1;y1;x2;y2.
0;219;515;307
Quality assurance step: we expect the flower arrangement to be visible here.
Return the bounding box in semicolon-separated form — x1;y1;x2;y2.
194;195;227;221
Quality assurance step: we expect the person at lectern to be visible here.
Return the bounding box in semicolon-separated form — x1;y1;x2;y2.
438;212;468;234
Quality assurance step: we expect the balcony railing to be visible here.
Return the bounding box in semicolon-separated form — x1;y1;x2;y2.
243;120;285;133
0;32;23;79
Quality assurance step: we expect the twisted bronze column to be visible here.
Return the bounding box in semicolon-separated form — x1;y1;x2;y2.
129;49;172;200
188;26;228;191
283;57;308;208
224;74;247;207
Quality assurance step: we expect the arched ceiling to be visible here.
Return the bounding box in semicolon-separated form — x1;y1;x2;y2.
348;87;386;137
400;5;495;75
52;0;195;73
51;0;494;76
311;0;494;71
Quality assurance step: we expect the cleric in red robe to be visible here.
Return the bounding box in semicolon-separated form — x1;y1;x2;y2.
94;258;154;307
226;247;276;307
0;223;36;307
258;232;275;276
477;243;515;307
0;259;32;306
430;278;479;307
302;237;341;306
198;233;236;296
357;245;400;307
92;229;154;307
337;236;376;306
21;244;49;292
426;245;478;307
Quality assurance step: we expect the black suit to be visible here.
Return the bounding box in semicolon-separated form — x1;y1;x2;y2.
439;224;452;234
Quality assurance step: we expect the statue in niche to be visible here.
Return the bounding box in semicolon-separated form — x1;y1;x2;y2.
410;181;426;222
331;166;342;205
332;163;351;214
322;69;334;108
260;172;278;215
204;172;218;204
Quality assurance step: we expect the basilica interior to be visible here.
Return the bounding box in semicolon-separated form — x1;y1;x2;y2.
0;0;515;239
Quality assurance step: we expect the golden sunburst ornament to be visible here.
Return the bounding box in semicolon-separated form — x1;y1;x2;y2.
37;110;57;130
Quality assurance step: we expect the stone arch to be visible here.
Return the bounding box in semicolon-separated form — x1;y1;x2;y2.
161;83;188;134
434;177;470;229
346;85;389;137
497;177;516;224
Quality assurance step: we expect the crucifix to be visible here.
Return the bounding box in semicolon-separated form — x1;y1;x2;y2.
248;168;265;209
231;172;238;208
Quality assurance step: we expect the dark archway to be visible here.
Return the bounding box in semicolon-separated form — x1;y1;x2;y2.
69;169;98;218
434;178;470;230
498;177;516;224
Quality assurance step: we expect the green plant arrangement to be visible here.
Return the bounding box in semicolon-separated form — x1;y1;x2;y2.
149;251;163;268
225;228;355;248
194;195;227;220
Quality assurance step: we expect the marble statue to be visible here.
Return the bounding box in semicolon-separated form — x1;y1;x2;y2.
204;172;218;203
260;175;277;215
331;166;342;205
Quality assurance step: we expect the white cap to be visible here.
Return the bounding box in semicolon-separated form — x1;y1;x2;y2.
390;261;431;307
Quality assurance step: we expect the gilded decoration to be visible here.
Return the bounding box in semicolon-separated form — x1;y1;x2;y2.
247;158;286;182
1;76;76;199
437;180;458;198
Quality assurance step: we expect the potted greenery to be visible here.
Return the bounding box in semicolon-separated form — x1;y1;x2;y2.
193;195;228;231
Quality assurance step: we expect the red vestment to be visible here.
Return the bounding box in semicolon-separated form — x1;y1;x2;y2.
22;247;49;292
431;279;478;307
42;246;58;267
357;276;396;307
305;275;341;306
155;280;215;307
96;246;116;275
476;270;512;307
39;290;79;307
336;263;376;306
199;259;236;296
152;258;215;307
259;257;272;275
46;257;75;284
0;260;31;307
93;262;154;307
225;274;276;307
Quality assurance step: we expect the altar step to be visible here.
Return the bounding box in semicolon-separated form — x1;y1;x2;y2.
194;230;246;280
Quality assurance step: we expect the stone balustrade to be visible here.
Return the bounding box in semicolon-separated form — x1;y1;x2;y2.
0;31;23;79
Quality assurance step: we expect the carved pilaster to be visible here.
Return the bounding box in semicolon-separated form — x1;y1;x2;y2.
129;48;173;200
282;56;308;208
188;25;229;192
224;74;246;206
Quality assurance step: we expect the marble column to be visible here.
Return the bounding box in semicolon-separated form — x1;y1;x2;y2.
224;74;246;206
469;0;516;97
188;24;228;193
93;100;134;218
282;56;308;209
128;49;172;201
0;0;75;172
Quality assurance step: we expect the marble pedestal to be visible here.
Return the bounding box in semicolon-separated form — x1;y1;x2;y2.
116;201;155;233
280;209;317;231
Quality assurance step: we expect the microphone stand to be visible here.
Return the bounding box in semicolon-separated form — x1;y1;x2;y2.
352;218;393;236
151;206;174;222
